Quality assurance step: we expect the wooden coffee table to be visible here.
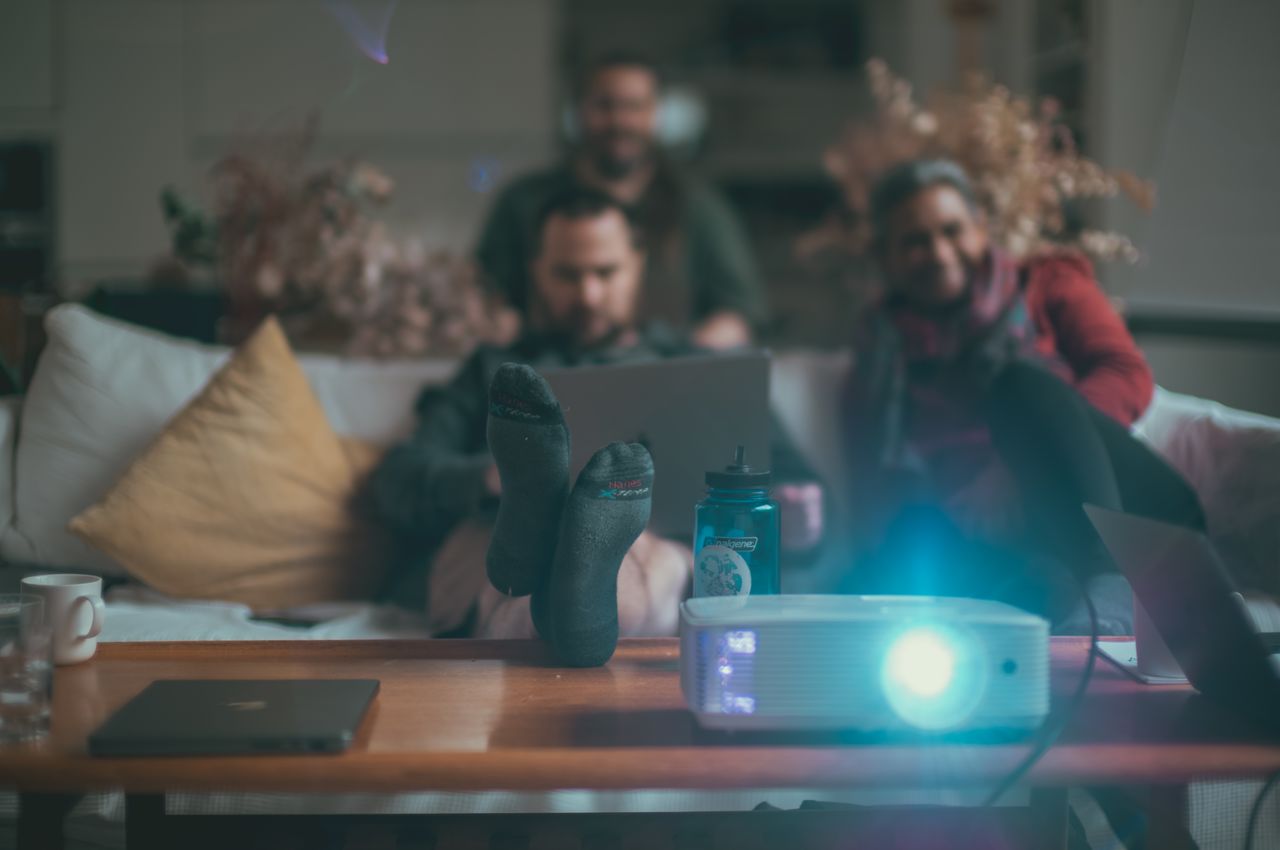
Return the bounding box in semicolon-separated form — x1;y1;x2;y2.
5;638;1280;849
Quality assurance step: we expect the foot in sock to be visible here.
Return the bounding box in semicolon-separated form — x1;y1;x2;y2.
550;442;654;667
485;363;571;601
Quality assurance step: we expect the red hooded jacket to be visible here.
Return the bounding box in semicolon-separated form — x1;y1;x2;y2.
1021;253;1152;426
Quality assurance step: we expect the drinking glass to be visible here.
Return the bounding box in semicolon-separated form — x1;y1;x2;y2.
0;594;54;743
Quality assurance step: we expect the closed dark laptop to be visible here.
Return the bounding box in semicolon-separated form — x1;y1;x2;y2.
89;679;380;756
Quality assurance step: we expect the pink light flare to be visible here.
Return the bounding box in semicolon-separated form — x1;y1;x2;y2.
324;0;399;65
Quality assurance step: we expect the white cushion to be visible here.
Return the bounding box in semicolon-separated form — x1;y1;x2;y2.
7;307;231;573
4;305;454;574
1135;387;1280;594
291;352;455;443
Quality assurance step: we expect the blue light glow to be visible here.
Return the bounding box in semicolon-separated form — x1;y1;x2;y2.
725;630;757;655
880;624;986;731
324;0;399;64
885;628;954;697
468;157;502;194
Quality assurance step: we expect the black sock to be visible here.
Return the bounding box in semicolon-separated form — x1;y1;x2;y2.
530;587;553;645
550;442;653;667
485;364;570;602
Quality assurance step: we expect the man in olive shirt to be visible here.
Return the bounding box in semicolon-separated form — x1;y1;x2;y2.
475;53;766;350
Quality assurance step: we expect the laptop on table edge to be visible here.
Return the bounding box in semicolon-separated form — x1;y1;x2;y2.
1085;503;1280;728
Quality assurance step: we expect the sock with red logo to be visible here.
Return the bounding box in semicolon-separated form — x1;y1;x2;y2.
549;442;654;667
485;364;570;609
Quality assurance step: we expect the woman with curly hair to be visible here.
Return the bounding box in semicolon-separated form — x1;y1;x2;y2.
841;159;1204;634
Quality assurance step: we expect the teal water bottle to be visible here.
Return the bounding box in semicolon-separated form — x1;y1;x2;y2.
693;445;780;598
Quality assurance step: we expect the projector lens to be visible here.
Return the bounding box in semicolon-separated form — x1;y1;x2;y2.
885;629;954;697
881;625;985;730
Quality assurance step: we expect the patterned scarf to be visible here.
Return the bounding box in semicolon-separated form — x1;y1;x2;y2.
843;250;1050;490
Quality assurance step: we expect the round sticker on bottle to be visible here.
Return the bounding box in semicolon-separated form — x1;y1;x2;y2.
695;545;753;598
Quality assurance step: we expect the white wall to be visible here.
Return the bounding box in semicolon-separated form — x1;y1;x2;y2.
1140;339;1280;419
0;0;54;112
1086;0;1193;297
864;0;951;94
1089;0;1280;417
865;0;1032;100
0;0;560;289
57;2;190;286
1110;0;1280;312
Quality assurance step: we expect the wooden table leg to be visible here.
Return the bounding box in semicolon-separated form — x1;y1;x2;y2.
16;793;83;850
125;794;167;850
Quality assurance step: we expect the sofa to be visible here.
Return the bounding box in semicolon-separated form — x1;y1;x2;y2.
2;304;1280;847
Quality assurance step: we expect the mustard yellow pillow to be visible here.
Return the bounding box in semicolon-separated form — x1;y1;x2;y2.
70;318;387;611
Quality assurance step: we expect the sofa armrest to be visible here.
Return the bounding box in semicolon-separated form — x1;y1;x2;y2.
0;395;20;553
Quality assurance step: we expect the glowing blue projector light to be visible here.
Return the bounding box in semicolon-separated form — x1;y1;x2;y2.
880;624;986;731
680;595;1049;733
885;627;955;698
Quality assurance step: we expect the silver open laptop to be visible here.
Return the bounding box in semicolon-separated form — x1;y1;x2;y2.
539;351;770;539
1085;505;1280;728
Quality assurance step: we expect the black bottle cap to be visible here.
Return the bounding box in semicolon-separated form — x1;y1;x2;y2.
705;444;772;489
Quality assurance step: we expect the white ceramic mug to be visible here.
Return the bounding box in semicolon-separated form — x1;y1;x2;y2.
20;574;105;665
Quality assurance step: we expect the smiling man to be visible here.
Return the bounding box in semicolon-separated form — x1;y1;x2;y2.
475;53;765;350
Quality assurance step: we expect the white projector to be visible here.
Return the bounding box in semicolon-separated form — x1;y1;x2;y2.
680;595;1049;733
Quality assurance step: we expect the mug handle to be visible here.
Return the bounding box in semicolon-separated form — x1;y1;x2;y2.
76;595;105;640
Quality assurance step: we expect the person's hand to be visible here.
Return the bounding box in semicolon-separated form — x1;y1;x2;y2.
691;311;753;350
777;482;824;552
484;464;502;498
944;462;1021;542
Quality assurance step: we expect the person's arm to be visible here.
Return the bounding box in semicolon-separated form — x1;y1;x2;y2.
691;310;753;350
1035;255;1154;426
687;189;768;337
368;353;495;541
768;414;828;555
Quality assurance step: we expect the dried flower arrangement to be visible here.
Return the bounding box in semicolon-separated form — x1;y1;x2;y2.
160;120;516;357
800;59;1154;266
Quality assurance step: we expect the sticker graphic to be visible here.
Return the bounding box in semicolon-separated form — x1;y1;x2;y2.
695;545;753;598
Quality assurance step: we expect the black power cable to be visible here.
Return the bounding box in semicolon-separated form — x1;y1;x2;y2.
1245;769;1280;850
982;570;1100;808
